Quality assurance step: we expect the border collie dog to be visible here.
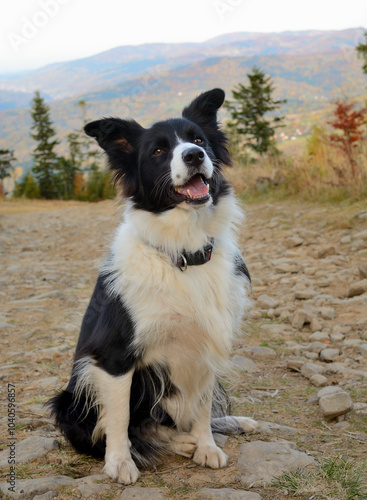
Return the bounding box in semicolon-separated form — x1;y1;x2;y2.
50;88;257;484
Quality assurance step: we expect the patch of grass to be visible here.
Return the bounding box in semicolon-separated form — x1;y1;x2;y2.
272;457;367;499
29;396;48;405
321;457;367;499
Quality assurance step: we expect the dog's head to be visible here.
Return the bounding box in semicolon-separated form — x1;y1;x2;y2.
85;89;231;213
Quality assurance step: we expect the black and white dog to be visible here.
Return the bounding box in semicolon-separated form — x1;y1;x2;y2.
50;88;257;484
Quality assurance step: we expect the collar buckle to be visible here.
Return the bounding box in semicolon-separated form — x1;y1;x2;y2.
174;238;215;272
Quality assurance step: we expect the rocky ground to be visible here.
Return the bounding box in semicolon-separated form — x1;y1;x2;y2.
0;198;366;500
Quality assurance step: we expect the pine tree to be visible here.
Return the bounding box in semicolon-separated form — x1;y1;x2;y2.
71;100;100;172
13;173;40;199
225;67;287;156
58;100;102;200
30;91;60;198
0;149;16;197
356;31;367;76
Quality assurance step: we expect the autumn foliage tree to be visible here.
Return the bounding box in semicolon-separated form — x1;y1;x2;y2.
327;100;366;179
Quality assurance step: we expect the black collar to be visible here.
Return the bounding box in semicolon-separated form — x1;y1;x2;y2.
172;238;215;272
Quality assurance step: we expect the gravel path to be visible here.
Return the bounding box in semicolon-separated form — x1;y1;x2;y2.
0;199;366;500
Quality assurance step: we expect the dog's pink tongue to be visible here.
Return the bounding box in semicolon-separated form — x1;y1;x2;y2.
180;174;209;197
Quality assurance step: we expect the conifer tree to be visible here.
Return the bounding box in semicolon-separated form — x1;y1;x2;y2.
225;67;287;156
356;31;367;76
30;91;60;198
0;148;16;197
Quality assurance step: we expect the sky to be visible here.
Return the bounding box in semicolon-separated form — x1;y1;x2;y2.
1;0;367;74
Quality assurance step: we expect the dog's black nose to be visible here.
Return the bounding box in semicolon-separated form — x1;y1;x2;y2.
182;147;205;167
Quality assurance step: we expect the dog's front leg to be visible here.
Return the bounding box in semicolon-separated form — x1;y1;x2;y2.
190;390;228;469
95;367;139;484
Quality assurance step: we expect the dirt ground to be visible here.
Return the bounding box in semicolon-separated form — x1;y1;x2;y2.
0;198;367;499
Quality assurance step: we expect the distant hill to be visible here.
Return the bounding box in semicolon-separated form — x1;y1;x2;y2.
0;28;364;104
0;28;366;166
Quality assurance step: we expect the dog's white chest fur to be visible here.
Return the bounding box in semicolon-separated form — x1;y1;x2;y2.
105;194;250;428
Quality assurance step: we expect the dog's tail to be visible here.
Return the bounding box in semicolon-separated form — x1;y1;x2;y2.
211;382;258;435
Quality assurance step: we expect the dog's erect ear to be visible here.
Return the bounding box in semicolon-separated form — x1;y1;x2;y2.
84;118;145;197
182;89;231;167
182;88;225;130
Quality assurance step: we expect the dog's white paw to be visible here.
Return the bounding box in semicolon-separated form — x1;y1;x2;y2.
193;444;228;469
103;456;140;484
233;416;258;432
170;433;197;457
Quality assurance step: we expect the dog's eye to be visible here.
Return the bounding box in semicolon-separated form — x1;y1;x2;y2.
153;148;164;156
194;138;203;145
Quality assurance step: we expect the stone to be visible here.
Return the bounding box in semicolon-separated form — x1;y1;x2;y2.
348;279;367;297
301;362;326;379
0;436;59;467
306;352;319;360
199;489;263;499
359;263;367;279
274;261;300;274
353;402;367;414
319;307;336;320
310;317;323;333
283;236;304;248
37;377;60;389
120;487;167;499
305;341;325;353
0;320;15;328
314;246;336;259
0;476;74;499
361;331;367;341
53;322;79;332
317;386;345;400
309;331;330;342
232;355;259;373
257;294;279;309
260;324;288;335
309;374;328;387
237;440;314;487
256;421;298;437
353;229;367;240
75;474;111;498
287;357;306;371
240;346;277;358
319;392;353;420
292;309;310;329
325;363;347;374
320;348;339;362
341;235;351;244
305;352;319;360
330;333;345;343
342;339;363;348
295;289;316;300
359;344;367;357
33;493;59;500
77;482;111;498
213;433;229;447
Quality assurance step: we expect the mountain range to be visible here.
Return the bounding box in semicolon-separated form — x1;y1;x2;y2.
0;28;366;166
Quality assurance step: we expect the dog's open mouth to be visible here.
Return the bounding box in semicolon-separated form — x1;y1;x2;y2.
174;174;210;204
